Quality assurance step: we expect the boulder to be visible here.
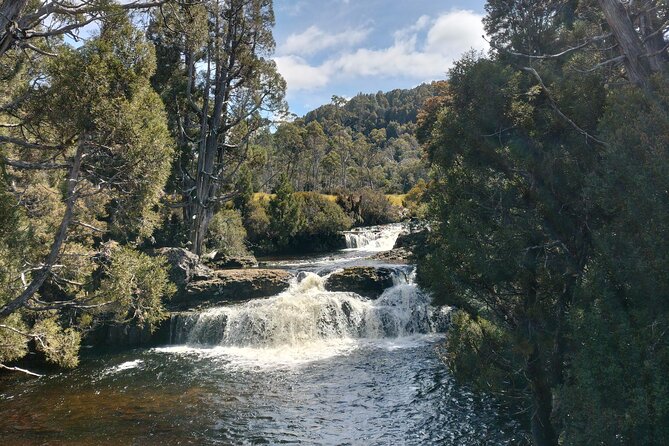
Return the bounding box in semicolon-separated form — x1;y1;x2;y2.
151;247;212;291
176;269;293;310
202;251;258;269
325;266;397;299
370;247;413;264
394;228;428;249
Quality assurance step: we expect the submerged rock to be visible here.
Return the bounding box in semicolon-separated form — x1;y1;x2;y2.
203;251;259;269
325;266;399;299
176;269;293;310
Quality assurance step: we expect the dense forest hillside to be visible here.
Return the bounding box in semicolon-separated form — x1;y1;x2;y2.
249;84;438;194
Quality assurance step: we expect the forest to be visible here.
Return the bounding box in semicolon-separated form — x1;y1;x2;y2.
1;0;668;445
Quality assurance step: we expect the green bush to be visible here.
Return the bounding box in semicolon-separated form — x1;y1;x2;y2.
337;188;401;226
292;192;353;251
404;179;428;218
205;209;249;256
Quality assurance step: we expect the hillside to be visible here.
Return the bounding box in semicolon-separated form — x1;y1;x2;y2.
251;83;441;194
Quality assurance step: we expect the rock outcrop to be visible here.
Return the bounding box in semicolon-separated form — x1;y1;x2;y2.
174;269;293;309
370;247;413;264
202;251;259;269
151;247;212;291
325;266;399;299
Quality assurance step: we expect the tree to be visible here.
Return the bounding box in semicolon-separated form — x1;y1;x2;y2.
420;1;669;444
268;174;302;249
149;0;286;255
0;14;175;373
418;52;603;446
0;0;170;59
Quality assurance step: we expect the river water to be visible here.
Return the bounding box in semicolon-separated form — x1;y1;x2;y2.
0;225;522;445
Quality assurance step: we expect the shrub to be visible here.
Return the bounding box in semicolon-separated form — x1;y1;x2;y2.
205;209;249;256
404;179;428;218
292;192;353;251
337;188;401;226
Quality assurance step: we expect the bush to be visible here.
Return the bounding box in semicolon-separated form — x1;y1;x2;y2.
337;188;401;226
404;179;428;218
205;209;249;256
292;192;353;251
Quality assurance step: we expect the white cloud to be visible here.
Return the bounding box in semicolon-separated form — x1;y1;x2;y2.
280;25;370;56
425;10;487;56
274;55;331;91
274;10;488;93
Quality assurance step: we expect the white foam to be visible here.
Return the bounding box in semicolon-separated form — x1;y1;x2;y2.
103;359;144;375
343;223;405;252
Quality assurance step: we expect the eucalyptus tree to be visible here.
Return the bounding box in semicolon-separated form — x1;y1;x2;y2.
149;0;286;255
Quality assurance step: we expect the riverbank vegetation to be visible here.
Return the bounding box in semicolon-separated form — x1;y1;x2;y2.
0;1;420;376
417;1;669;445
1;1;667;445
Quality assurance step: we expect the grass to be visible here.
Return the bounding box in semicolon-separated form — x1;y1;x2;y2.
386;194;406;207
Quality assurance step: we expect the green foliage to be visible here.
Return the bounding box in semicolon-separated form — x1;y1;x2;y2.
0;314;30;365
38;17;173;240
251;84;434;194
419;4;669;443
205;209;249;256
560;78;669;445
403;179;428;218
32;317;81;368
337;189;401;226
268;175;303;249
97;246;176;331
291;192;353;251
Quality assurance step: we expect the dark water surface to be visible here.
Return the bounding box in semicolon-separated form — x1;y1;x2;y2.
0;338;520;445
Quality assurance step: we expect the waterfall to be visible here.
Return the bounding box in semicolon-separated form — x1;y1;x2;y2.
343;224;405;251
170;272;447;347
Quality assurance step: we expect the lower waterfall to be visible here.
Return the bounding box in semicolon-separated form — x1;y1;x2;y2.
170;272;448;348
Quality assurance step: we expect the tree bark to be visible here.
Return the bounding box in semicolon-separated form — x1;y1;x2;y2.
0;0;28;56
527;346;559;446
597;0;653;89
0;142;84;319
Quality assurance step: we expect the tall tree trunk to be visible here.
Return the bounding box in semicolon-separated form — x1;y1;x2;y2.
0;142;84;318
598;0;653;89
638;8;669;73
0;0;28;57
527;346;559;446
524;262;558;446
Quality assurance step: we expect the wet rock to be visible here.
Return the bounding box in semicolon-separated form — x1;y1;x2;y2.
176;269;293;310
394;227;428;249
203;251;259;269
151;247;212;291
430;306;452;333
370;247;413;264
325;266;397;299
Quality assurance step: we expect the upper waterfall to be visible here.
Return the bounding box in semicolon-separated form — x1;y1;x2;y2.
343;223;405;251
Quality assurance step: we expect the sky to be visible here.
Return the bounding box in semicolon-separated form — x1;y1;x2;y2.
272;0;488;116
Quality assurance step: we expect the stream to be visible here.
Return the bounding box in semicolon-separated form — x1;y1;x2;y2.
0;224;521;445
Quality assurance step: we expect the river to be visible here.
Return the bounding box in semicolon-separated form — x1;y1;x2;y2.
0;224;521;445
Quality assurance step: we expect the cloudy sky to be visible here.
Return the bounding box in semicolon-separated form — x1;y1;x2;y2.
272;0;488;116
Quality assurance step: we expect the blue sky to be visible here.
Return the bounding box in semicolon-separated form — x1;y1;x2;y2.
272;0;488;116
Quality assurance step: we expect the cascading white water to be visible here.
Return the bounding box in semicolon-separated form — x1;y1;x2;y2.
171;271;446;348
343;223;405;251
